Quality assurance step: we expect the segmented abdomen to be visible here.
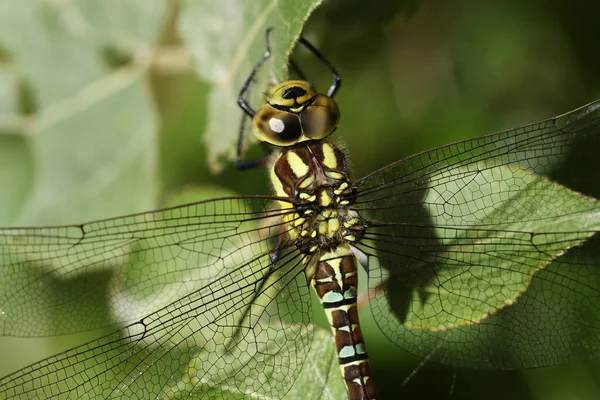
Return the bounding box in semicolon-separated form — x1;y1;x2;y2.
311;246;377;400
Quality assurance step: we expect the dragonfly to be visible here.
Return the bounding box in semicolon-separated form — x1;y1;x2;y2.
1;30;600;399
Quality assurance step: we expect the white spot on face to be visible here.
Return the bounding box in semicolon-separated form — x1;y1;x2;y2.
269;118;285;133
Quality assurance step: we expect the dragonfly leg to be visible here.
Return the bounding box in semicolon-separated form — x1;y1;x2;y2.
268;221;288;265
297;35;342;98
237;28;274;118
236;28;274;170
288;57;307;81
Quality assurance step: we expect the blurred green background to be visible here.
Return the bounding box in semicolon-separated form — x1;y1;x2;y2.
1;0;600;399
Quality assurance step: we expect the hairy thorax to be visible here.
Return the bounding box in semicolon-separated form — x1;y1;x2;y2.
270;141;365;258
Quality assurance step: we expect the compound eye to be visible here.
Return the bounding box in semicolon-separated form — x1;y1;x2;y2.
300;94;340;140
253;105;302;146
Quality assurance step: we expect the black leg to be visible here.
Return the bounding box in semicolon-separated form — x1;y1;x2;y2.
237;28;274;118
297;36;341;98
288;58;307;81
236;29;275;170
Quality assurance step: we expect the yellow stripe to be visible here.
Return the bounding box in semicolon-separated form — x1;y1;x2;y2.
286;151;310;178
322;143;338;169
270;167;286;197
319;190;332;207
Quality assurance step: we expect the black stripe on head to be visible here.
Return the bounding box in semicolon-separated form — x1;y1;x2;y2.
282;86;308;99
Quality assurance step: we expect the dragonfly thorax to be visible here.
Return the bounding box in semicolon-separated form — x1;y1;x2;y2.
270;140;364;255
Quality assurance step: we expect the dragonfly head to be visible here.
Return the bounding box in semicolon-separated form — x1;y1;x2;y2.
252;79;340;146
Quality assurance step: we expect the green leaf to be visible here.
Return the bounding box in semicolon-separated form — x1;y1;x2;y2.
14;73;158;226
0;64;31;224
0;64;17;114
0;0;167;107
178;0;324;171
402;165;600;331
0;135;33;225
282;327;347;400
163;185;241;208
161;326;346;400
0;1;169;225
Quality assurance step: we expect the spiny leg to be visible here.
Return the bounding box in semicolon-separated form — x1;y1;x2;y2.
237;28;274;118
288;58;307;81
297;35;341;98
235;28;275;169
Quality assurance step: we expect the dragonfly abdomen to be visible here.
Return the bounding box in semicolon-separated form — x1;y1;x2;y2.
311;247;377;400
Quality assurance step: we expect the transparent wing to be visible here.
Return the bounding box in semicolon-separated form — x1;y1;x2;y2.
0;196;315;399
352;100;600;368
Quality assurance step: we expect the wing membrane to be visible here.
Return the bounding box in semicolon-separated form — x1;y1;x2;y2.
0;246;314;399
352;100;600;368
0;196;316;398
355;99;600;224
0;196;290;337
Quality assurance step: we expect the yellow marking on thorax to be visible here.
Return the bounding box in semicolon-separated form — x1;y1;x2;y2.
298;174;316;189
344;217;359;228
286;151;310;178
319;190;332;207
318;221;328;235
299;192;316;202
292;217;305;227
325;171;344;179
322;142;338;169
322;209;336;218
334;182;348;195
270;165;286;198
328;218;340;234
